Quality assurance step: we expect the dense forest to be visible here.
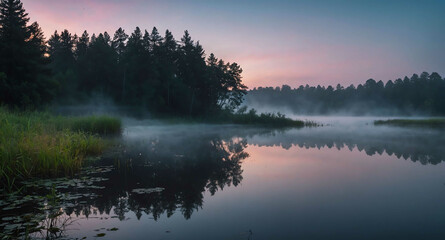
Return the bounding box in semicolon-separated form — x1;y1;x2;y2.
246;72;445;115
0;0;247;116
1;0;443;117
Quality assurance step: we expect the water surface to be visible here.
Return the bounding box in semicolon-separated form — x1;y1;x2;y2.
1;117;445;239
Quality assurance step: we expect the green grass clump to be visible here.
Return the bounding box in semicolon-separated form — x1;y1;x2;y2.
0;108;121;189
230;111;305;127
215;108;316;128
155;108;317;127
374;118;445;127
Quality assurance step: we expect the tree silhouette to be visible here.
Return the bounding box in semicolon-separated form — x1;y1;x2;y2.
0;0;55;108
0;0;249;114
2;0;441;117
247;72;445;115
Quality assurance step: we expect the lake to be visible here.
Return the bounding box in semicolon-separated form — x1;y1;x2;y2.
1;117;445;239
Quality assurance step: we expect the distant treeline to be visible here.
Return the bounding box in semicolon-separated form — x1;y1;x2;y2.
246;72;445;115
0;0;247;116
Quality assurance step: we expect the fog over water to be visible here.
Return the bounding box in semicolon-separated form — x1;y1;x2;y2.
2;0;445;238
2;116;445;239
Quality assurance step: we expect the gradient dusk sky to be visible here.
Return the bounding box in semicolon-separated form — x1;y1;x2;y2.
21;0;445;88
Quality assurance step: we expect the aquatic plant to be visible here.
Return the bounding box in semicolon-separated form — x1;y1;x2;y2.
216;108;317;127
0;108;121;190
152;110;315;127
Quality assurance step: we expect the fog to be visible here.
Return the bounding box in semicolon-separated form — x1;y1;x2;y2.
50;100;445;166
243;95;431;117
244;74;445;116
52;95;153;119
5;112;445;239
121;117;445;166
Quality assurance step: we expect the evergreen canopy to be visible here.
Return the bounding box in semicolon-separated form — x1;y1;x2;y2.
0;0;55;108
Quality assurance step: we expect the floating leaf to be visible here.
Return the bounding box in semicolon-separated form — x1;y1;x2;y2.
131;187;165;194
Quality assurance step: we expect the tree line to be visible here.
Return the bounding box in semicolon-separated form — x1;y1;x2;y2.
246;72;445;115
0;0;247;116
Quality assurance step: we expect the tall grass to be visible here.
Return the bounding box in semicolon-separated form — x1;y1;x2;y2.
230;111;305;127
215;108;317;128
156;108;317;127
0;109;121;189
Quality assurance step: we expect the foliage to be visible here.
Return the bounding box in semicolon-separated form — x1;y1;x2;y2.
247;72;445;115
224;109;306;127
0;0;248;115
166;107;314;127
0;108;121;189
154;107;316;127
46;26;247;116
0;0;57;109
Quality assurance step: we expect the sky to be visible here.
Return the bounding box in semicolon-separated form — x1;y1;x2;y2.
21;0;445;88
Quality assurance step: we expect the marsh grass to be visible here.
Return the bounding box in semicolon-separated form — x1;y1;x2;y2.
229;111;305;127
374;119;445;127
216;108;318;128
0;109;121;190
156;109;317;127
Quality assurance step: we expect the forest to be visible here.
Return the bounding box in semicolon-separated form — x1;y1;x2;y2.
0;0;445;116
1;0;443;117
246;72;445;115
0;0;247;116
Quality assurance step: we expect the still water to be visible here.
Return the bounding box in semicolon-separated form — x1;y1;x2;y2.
2;117;445;239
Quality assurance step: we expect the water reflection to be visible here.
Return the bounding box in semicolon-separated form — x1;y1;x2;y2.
246;126;445;165
0;130;249;238
70;135;248;221
1;123;445;239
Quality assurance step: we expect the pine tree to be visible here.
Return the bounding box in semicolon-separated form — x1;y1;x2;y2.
150;27;163;50
48;29;75;73
0;0;55;108
122;27;149;105
112;27;128;60
160;30;178;108
142;29;150;51
73;30;90;98
206;53;223;110
75;30;89;58
48;30;60;59
85;32;117;96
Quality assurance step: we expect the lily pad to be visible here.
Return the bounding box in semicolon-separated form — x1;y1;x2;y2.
131;187;165;194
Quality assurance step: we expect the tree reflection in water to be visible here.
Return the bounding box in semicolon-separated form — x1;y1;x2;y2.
63;134;249;221
2;124;445;239
246;127;445;165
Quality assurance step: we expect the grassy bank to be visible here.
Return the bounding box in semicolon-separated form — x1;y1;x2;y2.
226;111;307;127
0;109;121;190
374;119;445;127
158;109;316;127
217;108;317;127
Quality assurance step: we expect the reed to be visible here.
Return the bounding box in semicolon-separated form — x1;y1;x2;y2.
0;108;121;189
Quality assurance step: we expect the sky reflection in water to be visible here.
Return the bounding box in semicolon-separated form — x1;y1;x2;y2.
3;119;445;239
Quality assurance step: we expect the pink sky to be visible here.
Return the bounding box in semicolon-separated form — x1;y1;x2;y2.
22;0;445;88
